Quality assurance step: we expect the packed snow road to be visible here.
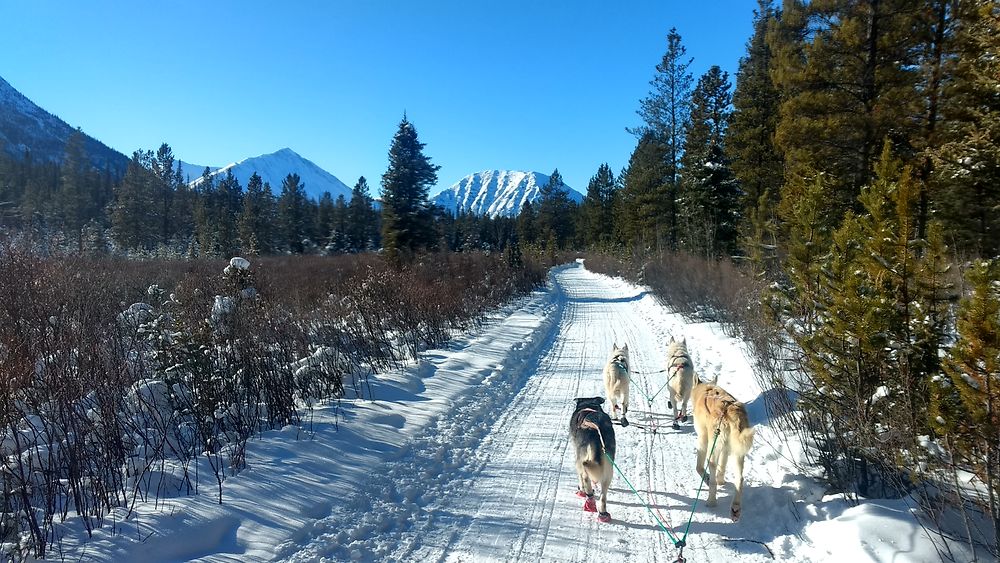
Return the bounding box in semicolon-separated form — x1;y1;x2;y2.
285;262;777;562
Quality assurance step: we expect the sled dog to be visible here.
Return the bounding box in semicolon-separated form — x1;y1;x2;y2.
691;376;755;521
569;396;616;523
602;343;630;427
665;337;695;429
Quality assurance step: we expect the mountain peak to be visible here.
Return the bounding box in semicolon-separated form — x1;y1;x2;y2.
189;148;351;201
431;170;584;217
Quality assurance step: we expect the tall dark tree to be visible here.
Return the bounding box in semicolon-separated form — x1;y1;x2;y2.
928;0;1000;256
536;169;576;249
347;176;378;251
59;129;88;252
380;115;440;259
769;0;925;230
151;143;177;246
616;133;670;250
278;173;309;253
110;150;156;251
730;0;784;266
238;172;274;254
632;27;695;174
679;66;741;257
516;200;539;247
214;170;242;256
579;163;616;248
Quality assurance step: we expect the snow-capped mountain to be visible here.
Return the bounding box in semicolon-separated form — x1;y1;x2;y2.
189;148;351;201
177;160;219;183
432;170;584;217
0;75;129;172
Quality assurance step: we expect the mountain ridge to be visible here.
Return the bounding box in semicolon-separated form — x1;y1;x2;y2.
431;170;584;217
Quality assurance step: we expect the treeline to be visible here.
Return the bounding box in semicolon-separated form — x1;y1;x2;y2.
581;1;999;558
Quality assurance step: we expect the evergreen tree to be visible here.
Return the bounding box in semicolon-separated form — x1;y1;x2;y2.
214;170;242;256
278;173;308;253
347;176;377;251
616;133;670;251
59;129;88;252
928;0;1000;256
580;163;616;248
192;167;216;256
238;172;274;254
730;0;783;268
110;150;156;252
536;169;576;249
380;115;440;260
768;0;925;229
934;258;1000;551
516;200;538;247
679;66;741;257
629;28;693;249
317;191;336;244
151;143;177;246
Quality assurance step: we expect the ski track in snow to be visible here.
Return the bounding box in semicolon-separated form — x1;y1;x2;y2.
281;263;784;562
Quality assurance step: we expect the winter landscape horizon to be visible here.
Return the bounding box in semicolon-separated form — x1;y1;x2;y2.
0;1;998;562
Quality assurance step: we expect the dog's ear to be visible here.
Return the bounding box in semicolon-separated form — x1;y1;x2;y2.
613;342;618;350
597;396;606;405
622;344;628;351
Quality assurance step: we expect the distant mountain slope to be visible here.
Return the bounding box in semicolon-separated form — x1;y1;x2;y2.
0;75;129;173
431;170;584;217
177;160;219;183
188;148;351;201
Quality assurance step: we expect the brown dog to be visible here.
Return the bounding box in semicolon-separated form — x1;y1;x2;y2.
691;377;754;521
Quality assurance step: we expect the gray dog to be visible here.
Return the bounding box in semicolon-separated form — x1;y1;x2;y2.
570;397;617;523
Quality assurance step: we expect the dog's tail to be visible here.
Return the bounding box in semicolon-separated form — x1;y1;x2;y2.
582;442;602;469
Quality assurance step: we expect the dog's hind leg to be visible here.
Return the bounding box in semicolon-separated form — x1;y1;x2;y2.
705;454;719;507
730;453;746;521
597;464;612;522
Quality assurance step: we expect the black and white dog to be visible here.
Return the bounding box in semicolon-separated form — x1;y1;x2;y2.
569;397;617;522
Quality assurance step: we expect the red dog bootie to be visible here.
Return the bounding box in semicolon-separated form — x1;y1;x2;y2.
597;511;612;523
583;496;597;512
575;490;588;498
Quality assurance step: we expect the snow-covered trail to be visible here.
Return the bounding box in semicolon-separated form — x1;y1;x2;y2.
402;263;772;562
285;262;780;562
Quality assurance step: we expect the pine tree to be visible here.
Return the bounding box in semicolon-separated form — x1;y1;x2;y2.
928;0;1000;256
380;115;440;260
580;163;616;248
317;192;335;245
730;0;783;268
629;27;694;249
936;258;1000;551
237;172;274;254
214;170;242;256
616;133;670;251
679;66;741;257
59;129;88;252
535;169;576;249
347;176;377;252
151;143;177;246
768;0;925;229
516;200;538;247
278;173;308;253
110;150;156;252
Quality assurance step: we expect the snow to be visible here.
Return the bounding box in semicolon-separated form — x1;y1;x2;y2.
188;148;352;202
50;262;967;562
432;170;585;217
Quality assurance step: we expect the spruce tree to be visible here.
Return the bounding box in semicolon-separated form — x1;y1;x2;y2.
928;0;1000;256
616;133;670;251
768;0;925;229
580;163;615;248
110;151;157;252
536;169;576;249
380;116;440;259
679;66;740;257
730;0;783;267
278;173;308;253
59;129;88;252
516;200;538;247
347;176;377;251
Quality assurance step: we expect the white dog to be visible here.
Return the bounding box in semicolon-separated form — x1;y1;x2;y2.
665;337;695;430
602;343;630;427
691;376;755;521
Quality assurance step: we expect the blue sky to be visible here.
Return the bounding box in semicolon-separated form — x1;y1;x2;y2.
1;1;759;196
